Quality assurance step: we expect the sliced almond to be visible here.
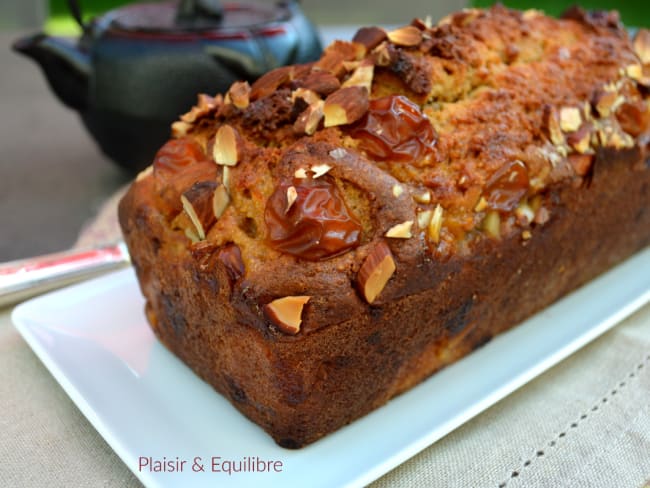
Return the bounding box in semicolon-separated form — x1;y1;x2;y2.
417;209;433;229
352;26;387;50
392;184;404;197
624;63;644;82
559;107;582;132
342;62;374;92
372;41;392;67
385;220;413;238
515;200;535;224
213;125;238;166
171;120;192;138
428;204;443;243
227;81;251;109
180;93;219;123
566;123;593;154
597;121;635;149
323;86;369;127
592;89;621;118
413;191;431;204
263;296;310;335
311;163;332;178
294;167;308;179
314;49;346;77
522;230;532;240
387;25;422;47
633;29;650;65
292;87;321;106
222;166;231;192
294;100;324;135
523;9;543;20
181;181;218;240
544;106;565;146
212;183;230;219
357;241;396;304
474;196;488;212
483;210;501;239
135;165;153;182
250;66;293;101
297;71;341;96
285;186;298;213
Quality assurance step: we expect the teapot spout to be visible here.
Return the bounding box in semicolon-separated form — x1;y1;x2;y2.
13;33;90;111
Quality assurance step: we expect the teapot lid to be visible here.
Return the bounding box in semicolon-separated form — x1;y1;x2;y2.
101;0;291;34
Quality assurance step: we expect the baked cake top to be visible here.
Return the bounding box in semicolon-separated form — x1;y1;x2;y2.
130;5;650;330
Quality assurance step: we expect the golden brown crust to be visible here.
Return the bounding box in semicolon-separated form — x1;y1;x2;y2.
119;6;650;447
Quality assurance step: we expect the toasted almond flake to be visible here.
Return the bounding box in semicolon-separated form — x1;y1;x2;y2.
515;201;535;224
413;191;431;204
292;87;321;106
474;196;488;212
171;120;192;138
285;186;298;213
228;81;251;109
523;9;543;20
352;26;387;50
250;66;293;101
385;220;413;238
625;64;644;81
428;204;443;243
357;242;396;304
323;86;369;127
294;99;325;135
559;107;582;132
522;230;532;240
184;226;200;243
566;123;593;154
392;184;404;197
181;181;219;241
212;184;230;219
294;167;308;179
136;165;153;182
633;30;650;64
593;89;620;118
264;296;310;335
309;163;332;178
213;125;238;166
298;71;341;96
387;25;422;47
342;60;361;71
417;209;433;229
372;41;392;66
342;63;374;92
222;166;231;192
181;194;205;240
483;210;501;238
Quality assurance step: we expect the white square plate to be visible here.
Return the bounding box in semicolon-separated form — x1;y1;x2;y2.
12;248;650;488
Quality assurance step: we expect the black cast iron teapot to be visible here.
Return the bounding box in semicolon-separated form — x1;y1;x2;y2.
13;0;322;171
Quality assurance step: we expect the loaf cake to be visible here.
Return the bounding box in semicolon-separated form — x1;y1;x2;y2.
118;5;650;448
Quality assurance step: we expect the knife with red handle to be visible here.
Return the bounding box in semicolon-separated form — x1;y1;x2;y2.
0;242;130;307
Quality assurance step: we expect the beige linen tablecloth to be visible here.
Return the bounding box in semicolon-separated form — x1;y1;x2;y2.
1;194;649;488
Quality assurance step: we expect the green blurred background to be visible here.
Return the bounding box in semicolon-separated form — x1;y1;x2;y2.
45;0;650;33
472;0;649;25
